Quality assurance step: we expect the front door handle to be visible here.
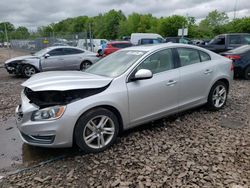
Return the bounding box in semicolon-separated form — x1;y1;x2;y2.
204;69;213;74
166;80;177;86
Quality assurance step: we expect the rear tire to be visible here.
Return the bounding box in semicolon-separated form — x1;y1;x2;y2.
244;66;250;80
80;61;92;70
207;81;228;111
74;108;119;153
21;65;37;78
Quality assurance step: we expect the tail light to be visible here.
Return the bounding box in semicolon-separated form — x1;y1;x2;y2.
225;55;241;61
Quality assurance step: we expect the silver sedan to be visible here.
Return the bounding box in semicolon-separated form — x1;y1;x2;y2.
16;43;233;153
4;46;100;77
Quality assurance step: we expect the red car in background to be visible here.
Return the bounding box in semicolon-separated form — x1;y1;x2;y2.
103;41;132;56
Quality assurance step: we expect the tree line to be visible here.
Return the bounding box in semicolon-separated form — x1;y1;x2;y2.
1;9;250;42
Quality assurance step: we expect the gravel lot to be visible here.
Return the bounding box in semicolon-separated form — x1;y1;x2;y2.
0;48;250;187
0;48;27;122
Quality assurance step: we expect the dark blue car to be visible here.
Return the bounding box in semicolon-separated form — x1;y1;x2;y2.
222;45;250;80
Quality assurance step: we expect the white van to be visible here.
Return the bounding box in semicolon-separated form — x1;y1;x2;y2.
130;33;164;45
77;39;108;53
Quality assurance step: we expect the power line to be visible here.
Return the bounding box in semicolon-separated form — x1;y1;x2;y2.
233;0;239;19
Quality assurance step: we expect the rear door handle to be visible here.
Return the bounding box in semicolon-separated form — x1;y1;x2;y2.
204;69;213;74
166;80;177;86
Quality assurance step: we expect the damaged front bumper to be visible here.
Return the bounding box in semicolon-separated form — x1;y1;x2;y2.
4;63;22;74
15;91;75;148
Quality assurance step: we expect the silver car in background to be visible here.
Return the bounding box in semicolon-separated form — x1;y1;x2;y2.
16;43;233;153
4;46;100;77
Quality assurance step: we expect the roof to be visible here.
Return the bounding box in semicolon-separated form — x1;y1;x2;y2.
46;46;83;51
218;33;250;36
120;43;196;52
108;41;132;44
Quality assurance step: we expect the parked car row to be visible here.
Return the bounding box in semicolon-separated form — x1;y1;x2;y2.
198;33;250;53
0;42;11;48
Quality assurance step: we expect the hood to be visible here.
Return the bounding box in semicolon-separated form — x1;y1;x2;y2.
22;71;113;91
5;55;39;64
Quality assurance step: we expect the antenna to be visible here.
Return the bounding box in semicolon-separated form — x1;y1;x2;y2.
233;0;238;19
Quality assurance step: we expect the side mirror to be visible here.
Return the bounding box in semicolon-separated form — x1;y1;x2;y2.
131;69;153;81
44;54;50;58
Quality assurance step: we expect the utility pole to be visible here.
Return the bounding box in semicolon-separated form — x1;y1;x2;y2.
85;30;88;51
4;22;11;58
89;23;93;52
233;0;238;19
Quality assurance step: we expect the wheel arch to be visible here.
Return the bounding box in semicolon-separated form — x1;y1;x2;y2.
207;77;230;100
73;104;124;144
216;78;229;91
211;77;230;90
80;59;92;70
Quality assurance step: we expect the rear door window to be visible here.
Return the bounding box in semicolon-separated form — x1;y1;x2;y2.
229;35;242;45
177;48;201;66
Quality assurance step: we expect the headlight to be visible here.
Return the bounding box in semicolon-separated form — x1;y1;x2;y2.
32;106;66;121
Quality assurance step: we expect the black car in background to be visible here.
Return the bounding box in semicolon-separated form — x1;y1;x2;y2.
199;33;250;53
221;45;250;79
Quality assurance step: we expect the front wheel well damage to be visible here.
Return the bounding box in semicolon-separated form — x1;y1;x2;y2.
7;62;39;75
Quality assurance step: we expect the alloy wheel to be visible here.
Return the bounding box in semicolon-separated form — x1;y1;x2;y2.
81;61;91;70
83;115;115;149
212;85;227;108
24;66;36;77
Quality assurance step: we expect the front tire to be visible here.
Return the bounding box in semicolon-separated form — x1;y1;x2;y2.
80;61;92;70
244;66;250;80
207;81;228;111
74;108;119;153
21;65;37;78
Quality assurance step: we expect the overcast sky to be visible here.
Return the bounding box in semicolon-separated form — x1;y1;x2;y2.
0;0;250;30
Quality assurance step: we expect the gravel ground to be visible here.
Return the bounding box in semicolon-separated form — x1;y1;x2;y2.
0;48;250;187
0;49;27;122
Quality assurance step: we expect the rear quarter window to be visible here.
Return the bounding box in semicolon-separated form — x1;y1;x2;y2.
199;51;211;62
177;48;200;66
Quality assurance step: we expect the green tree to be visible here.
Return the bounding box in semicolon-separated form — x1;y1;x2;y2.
0;22;15;41
118;13;158;38
12;26;30;39
199;10;229;37
226;17;250;33
158;15;187;37
102;9;126;39
0;22;15;33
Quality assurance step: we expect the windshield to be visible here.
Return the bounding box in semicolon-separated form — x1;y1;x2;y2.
85;50;145;77
33;48;50;56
